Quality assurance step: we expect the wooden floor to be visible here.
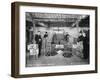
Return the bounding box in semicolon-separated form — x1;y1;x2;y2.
26;51;89;67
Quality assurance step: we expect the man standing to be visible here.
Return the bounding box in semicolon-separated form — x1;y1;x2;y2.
35;31;42;57
77;30;89;60
43;32;48;54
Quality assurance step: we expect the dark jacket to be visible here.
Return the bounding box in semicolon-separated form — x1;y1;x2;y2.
35;34;42;44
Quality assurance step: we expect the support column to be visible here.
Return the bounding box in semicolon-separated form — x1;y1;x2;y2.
29;13;36;44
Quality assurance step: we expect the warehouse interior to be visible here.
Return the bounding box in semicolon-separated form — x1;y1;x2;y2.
25;12;90;67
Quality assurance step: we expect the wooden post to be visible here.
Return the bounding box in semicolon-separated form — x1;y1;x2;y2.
29;13;36;44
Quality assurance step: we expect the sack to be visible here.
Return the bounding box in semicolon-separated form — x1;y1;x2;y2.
72;44;78;48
